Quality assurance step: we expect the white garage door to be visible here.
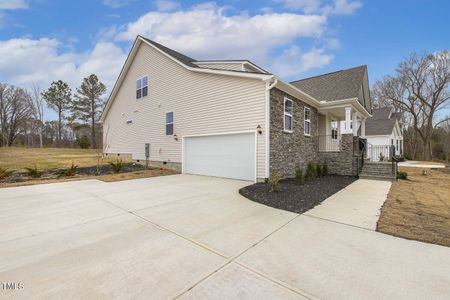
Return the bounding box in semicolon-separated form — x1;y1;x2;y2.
183;133;255;181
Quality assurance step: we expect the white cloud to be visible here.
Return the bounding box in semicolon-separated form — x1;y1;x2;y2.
0;0;28;10
102;0;133;9
155;0;180;12
115;3;326;63
274;0;362;15
0;38;127;99
270;45;333;77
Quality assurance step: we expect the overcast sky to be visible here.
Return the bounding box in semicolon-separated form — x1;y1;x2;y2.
0;0;449;120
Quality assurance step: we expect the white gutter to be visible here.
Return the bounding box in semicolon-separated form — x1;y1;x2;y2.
263;76;277;179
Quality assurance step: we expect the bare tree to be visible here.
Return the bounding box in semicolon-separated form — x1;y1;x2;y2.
0;84;33;146
372;51;450;160
28;84;45;148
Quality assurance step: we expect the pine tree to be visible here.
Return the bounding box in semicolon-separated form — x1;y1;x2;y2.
71;74;106;149
41;80;71;147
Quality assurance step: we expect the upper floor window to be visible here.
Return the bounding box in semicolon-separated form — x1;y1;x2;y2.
284;98;293;132
136;76;148;99
331;119;338;139
304;107;311;136
166;112;174;135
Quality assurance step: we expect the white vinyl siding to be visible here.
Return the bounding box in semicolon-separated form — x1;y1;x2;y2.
103;42;267;179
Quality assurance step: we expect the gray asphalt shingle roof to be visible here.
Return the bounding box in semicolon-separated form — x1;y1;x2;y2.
290;65;367;103
141;37;268;74
365;107;402;135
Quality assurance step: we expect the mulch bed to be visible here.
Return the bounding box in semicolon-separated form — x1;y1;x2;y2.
239;175;357;214
1;163;147;184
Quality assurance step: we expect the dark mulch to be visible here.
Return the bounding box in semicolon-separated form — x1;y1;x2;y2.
1;163;147;183
239;175;357;214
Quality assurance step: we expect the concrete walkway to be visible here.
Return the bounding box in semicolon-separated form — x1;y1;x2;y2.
1;175;449;299
305;179;391;230
398;160;446;168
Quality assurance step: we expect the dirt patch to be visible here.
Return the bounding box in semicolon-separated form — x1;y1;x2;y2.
239;175;357;214
377;167;450;247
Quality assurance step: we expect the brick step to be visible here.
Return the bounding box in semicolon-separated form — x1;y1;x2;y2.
360;170;393;174
358;174;394;181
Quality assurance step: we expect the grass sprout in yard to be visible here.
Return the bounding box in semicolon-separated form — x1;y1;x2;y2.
0;168;13;180
109;159;124;173
25;165;43;178
58;162;78;177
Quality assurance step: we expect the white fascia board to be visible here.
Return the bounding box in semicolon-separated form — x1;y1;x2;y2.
318;98;372;118
273;78;321;107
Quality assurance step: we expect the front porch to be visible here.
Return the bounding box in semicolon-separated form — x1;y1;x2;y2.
317;105;368;152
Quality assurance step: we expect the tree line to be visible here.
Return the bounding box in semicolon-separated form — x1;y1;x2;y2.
372;50;450;161
0;74;106;149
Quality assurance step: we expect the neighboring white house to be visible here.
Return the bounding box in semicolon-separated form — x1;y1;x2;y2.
100;36;372;182
365;107;404;161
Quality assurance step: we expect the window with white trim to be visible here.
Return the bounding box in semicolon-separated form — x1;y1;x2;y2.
331;119;338;139
304;107;311;136
166;112;174;135
136;76;148;99
284;98;293;132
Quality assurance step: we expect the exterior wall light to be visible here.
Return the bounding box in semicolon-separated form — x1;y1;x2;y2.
256;125;262;135
173;134;179;141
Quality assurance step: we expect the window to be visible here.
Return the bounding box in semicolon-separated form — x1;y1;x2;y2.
284;98;293;132
304;107;311;136
166;112;174;135
136;76;148;99
331;120;338;139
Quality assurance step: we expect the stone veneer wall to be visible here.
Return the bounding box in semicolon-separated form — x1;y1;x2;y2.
269;88;319;178
317;134;362;176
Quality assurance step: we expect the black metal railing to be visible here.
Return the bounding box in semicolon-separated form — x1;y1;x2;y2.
391;145;398;180
318;135;341;152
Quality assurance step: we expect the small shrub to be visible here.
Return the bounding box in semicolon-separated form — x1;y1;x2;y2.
25;165;43;178
295;166;304;185
58;162;78;177
315;164;322;177
109;159;124;173
305;162;317;180
397;171;408;180
322;163;328;176
394;155;405;162
0;168;12;180
268;172;281;192
76;135;91;149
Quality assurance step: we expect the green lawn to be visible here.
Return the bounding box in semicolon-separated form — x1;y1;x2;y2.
0;147;127;172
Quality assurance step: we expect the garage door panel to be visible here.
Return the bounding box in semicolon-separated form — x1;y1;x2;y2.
184;133;255;181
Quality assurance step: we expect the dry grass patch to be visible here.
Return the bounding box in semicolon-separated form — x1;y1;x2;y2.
377;167;450;247
0;147;126;172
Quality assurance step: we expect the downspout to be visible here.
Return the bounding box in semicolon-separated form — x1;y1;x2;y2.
264;76;278;180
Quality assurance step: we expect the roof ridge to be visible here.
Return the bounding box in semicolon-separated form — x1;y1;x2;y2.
290;65;367;84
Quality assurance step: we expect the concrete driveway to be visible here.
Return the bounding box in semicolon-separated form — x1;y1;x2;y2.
1;175;449;299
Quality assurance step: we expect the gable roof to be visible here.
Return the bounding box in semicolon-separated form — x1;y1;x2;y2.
290;65;367;103
365;107;402;135
141;37;198;68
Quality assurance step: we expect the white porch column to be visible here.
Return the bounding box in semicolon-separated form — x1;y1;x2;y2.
344;106;352;134
361;118;366;137
352;111;358;136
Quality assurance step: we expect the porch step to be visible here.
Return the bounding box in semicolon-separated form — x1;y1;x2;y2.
359;162;395;181
359;174;395;181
